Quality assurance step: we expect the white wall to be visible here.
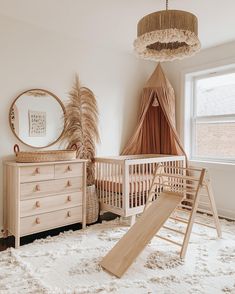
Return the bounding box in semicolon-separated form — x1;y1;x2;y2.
1;13;233;238
163;41;235;220
0;14;155;234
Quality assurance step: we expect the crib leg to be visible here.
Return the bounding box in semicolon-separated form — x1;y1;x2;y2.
130;215;136;226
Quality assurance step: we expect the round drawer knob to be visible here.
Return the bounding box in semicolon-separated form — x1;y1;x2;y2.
67;196;72;202
35;168;40;174
67;211;71;217
36;217;40;224
67;181;72;187
35;201;40;208
67;166;72;172
35;185;40;191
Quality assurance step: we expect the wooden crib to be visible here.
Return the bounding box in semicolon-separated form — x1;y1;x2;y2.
95;154;186;223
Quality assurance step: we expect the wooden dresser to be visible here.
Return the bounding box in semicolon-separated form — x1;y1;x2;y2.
3;159;87;248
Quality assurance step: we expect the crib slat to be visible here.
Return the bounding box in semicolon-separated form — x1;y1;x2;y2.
123;162;129;212
116;164;118;208
118;164;121;209
146;163;149;202
108;163;111;206
146;164;149;202
135;164;138;209
130;165;133;209
141;164;144;206
152;163;156;200
101;162;103;203
114;164;116;207
97;162;101;202
118;164;120;208
97;162;100;200
96;162;98;198
138;164;141;207
101;162;104;204
105;163;108;204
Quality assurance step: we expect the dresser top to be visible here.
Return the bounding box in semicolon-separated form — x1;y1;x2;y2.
5;159;88;166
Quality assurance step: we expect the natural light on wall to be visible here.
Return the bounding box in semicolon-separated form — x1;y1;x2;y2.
191;71;235;162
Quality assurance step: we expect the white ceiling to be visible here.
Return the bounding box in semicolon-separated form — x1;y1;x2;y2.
1;0;235;52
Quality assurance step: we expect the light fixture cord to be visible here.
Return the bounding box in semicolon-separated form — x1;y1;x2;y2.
166;0;168;10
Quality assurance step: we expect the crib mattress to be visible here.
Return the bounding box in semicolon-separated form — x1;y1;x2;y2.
95;174;154;194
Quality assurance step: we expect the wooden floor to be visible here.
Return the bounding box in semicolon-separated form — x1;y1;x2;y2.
0;212;117;252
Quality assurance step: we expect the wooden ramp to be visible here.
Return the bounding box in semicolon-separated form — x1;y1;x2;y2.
100;192;183;278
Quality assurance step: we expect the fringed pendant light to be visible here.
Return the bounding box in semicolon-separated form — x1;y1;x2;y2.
134;0;201;61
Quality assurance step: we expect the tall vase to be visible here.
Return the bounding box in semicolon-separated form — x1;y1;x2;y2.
86;185;99;224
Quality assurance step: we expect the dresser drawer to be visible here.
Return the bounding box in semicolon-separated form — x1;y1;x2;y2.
20;192;83;217
20;165;54;183
20;206;83;236
21;177;83;199
55;163;83;179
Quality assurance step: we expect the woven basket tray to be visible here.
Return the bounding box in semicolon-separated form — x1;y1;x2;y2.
14;144;77;163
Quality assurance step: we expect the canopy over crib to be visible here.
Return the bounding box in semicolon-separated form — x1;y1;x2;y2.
122;63;186;156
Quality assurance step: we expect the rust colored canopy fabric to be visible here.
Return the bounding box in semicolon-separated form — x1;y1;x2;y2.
122;64;186;156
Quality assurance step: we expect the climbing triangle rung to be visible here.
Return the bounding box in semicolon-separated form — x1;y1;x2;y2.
170;216;189;224
156;173;201;181
177;206;213;216
162;225;185;235
156;235;183;247
160;165;203;172
173;213;217;229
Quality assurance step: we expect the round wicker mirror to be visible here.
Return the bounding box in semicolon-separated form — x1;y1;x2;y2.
9;89;65;148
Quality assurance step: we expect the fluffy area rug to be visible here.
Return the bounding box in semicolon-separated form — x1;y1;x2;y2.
0;216;235;294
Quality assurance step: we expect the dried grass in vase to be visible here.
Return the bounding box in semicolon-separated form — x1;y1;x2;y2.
62;75;100;186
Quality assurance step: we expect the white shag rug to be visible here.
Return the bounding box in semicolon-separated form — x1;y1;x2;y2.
0;216;235;294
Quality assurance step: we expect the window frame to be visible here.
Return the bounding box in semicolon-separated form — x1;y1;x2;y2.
190;69;235;163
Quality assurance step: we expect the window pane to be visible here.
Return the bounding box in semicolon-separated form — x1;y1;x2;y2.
196;72;235;116
195;122;235;160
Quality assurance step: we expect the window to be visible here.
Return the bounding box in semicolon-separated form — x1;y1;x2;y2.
191;70;235;163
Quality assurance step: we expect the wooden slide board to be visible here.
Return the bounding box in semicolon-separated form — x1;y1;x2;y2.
100;192;183;278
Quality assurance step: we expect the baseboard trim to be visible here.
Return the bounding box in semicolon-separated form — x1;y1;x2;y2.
218;208;235;221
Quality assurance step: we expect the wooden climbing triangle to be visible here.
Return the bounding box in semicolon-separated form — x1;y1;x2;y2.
100;164;221;278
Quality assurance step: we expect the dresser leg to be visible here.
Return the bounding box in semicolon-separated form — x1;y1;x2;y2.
15;236;20;249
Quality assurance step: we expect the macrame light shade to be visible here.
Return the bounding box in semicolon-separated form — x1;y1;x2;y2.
134;8;201;62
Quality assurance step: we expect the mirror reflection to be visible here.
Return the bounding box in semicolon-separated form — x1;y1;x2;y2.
9;89;65;148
